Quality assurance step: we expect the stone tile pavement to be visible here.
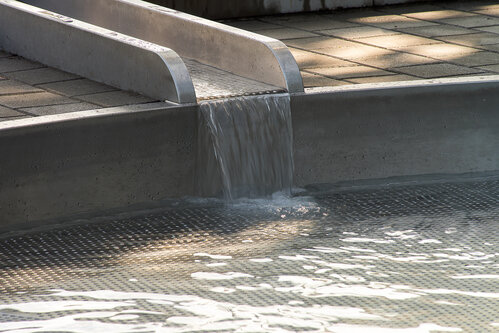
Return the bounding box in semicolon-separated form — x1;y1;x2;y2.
0;54;155;122
226;0;499;88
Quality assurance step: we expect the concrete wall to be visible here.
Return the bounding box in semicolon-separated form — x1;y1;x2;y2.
0;103;197;231
149;0;431;19
292;79;499;186
0;76;498;230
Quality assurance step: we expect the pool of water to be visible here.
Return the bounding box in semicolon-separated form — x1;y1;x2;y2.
0;176;498;332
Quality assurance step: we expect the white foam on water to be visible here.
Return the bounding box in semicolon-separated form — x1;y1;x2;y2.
194;252;232;260
191;272;254;280
327;323;462;333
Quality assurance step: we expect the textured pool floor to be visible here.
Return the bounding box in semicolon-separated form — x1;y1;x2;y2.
0;177;498;332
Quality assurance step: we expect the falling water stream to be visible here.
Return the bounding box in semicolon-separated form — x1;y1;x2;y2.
198;94;294;200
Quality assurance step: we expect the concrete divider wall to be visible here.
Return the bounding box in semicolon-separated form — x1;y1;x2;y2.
0;77;498;230
292;79;499;187
0;104;198;231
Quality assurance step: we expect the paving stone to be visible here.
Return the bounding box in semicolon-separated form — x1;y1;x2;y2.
478;43;499;52
279;18;358;31
300;71;350;87
20;102;100;116
5;67;79;85
0;80;43;95
39;78;117;97
440;15;499;28
474;8;499;17
319;26;399;39
395;63;484;78
0;105;25;118
306;65;394;79
402;9;476;21
289;48;356;68
355;51;438;68
477;64;499;73
396;25;474;37
0;91;75;108
437;32;499;46
256;28;319;40
348;14;437;29
77;91;155;107
345;74;420;84
225;20;282;31
446;51;499;66
397;43;479;60
356;33;439;48
0;57;44;73
285;36;358;50
476;26;499;34
318;44;391;60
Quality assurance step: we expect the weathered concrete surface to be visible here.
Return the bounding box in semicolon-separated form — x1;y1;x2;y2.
0;103;197;230
148;0;429;19
1;76;498;229
292;77;499;186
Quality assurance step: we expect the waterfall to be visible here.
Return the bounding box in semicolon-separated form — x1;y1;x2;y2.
197;94;294;200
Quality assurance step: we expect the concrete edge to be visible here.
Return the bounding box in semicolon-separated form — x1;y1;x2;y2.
26;0;304;93
0;0;197;103
303;75;499;95
0;102;189;131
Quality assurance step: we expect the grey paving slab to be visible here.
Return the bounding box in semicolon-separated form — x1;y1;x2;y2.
395;43;480;60
19;102;100;116
474;8;499;17
0;80;43;95
395;63;484;78
439;15;499;28
356;34;439;48
5;67;80;85
306;65;394;79
77;91;155;107
0;57;44;73
448;51;499;66
437;32;499;47
396;25;474;37
39;79;117;97
477;64;499;73
402;9;476;21
0;91;75;109
0;105;24;118
345;74;419;83
317;44;391;60
278;18;358;31
478;43;499;52
300;71;349;87
224;20;282;31
355;51;439;68
476;26;499;34
289;48;356;68
255;28;319;40
319;26;399;39
347;14;438;29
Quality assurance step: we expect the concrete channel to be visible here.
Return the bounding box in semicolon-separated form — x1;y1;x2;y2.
0;0;498;230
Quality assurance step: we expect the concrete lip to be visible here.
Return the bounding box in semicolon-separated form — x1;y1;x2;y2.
0;74;498;230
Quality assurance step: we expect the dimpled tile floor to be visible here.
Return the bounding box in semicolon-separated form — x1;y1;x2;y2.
0;176;498;332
